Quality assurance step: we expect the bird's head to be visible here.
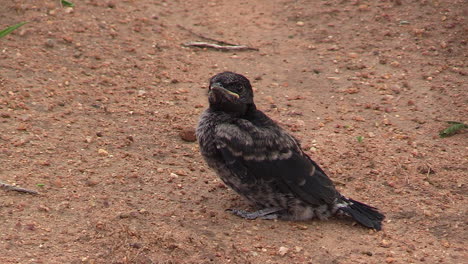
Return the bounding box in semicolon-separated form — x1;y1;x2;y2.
208;72;254;115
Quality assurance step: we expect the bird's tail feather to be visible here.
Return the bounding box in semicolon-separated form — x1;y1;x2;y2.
337;197;385;231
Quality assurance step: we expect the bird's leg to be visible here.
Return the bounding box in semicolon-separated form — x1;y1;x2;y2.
227;207;284;220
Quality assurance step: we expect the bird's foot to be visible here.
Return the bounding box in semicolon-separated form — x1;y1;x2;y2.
227;207;283;220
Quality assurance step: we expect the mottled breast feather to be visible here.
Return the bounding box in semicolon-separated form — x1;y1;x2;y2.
213;114;340;206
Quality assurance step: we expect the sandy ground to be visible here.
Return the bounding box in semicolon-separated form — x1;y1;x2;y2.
0;0;467;263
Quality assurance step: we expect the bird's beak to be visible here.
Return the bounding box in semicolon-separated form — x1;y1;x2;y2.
210;83;240;99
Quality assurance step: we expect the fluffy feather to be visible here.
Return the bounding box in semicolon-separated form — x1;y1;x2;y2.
197;72;385;230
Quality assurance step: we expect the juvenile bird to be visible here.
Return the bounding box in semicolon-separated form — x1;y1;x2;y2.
196;72;384;230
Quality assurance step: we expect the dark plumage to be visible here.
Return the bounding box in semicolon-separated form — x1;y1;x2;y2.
197;72;385;230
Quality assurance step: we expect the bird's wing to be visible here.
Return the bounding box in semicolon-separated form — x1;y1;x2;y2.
214;121;339;206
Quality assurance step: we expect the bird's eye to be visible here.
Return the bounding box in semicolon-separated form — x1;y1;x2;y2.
227;84;242;93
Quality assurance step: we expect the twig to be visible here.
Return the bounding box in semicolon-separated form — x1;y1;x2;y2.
177;25;237;46
183;41;259;51
0;180;39;195
177;25;258;51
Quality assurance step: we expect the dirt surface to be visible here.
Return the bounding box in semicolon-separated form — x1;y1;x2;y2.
1;0;467;263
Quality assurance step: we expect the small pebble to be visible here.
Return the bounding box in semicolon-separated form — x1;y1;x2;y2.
51;179;63;188
64;7;74;14
98;149;109;156
179;127;197;142
44;39;55;48
85;177;100;186
0;112;11;118
278;246;289;256
129;242;141;249
441;240;450;248
390;61;400;67
348;52;358;58
328;45;339;51
62;35;73;43
358;4;369;11
380;239;391;248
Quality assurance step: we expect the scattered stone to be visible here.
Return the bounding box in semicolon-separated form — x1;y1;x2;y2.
51;179;63;188
16;123;28;131
417;165;435;175
44;39;55;48
328;45;339;51
441;240;450;248
98;148;109;156
390;61;400;67
296;21;305;26
38;160;51;166
85;177;100;186
38;205;50;212
358;4;369;11
12;138;30;147
129;242;142;249
295;224;308;230
278;246;289;256
440;41;447;49
179;127;197;142
73;51;82;58
25;223;36;231
348;52;359;58
64;7;74;14
118;211;138;219
380;239;391;248
62;35;73;43
345;87;359;94
265;96;275;104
